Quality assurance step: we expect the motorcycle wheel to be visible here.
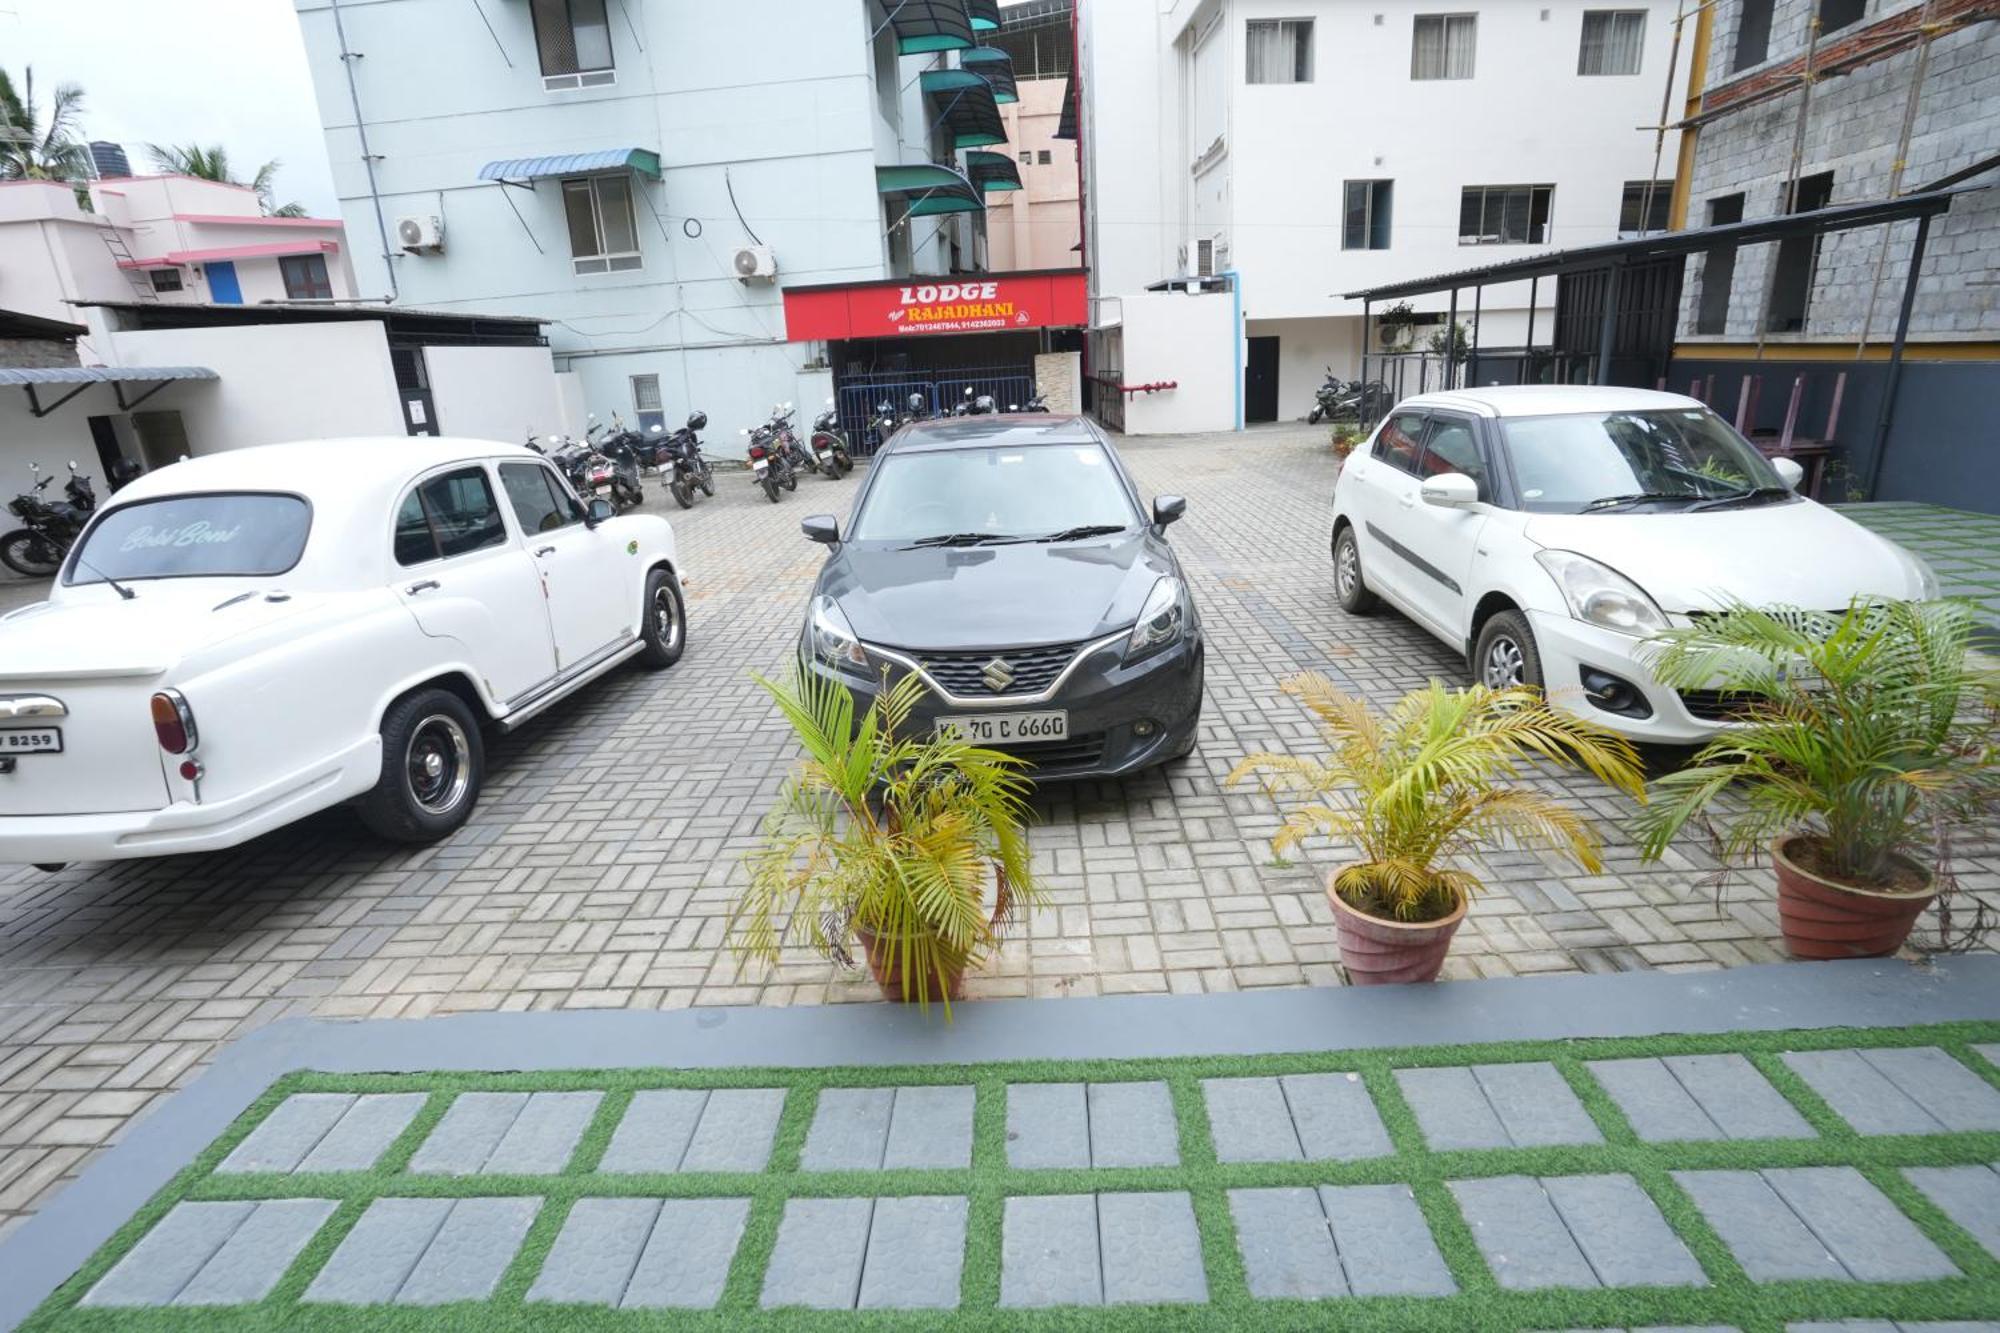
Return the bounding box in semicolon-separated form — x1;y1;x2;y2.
0;530;62;578
697;467;715;497
671;476;693;509
781;466;797;493
820;458;842;480
1309;406;1324;425
835;452;854;475
760;473;781;503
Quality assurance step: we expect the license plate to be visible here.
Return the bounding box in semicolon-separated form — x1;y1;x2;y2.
935;711;1067;745
0;726;61;754
752;458;769;473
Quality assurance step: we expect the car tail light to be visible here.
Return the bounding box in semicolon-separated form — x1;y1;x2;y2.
150;690;197;754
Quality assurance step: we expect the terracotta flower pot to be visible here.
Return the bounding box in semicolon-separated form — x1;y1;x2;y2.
1328;872;1468;985
1772;835;1934;960
854;865;1014;1004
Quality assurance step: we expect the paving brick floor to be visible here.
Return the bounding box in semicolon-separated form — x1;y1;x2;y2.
2;425;1997;1243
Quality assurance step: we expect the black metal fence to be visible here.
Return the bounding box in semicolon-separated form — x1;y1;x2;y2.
833;364;1036;455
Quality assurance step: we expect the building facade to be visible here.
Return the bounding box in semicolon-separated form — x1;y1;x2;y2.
1082;0;1690;427
986;1;1082;271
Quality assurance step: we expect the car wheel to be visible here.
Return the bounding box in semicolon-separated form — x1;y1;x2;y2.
1473;610;1545;693
635;568;686;670
1332;525;1379;615
357;688;485;843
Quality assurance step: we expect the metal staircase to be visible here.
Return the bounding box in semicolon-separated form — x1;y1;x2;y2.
99;228;159;302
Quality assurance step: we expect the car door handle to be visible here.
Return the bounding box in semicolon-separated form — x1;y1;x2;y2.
534;545;556;557
405;579;440;595
1398;492;1416;509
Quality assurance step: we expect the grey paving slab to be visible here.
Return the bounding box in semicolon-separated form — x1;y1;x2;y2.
1228;1187;1345;1299
761;1197;872;1310
681;1088;786;1173
857;1195;968;1310
1321;1183;1456;1297
1675;1170;1845;1282
1473;1063;1603;1147
1397;1067;1511;1150
1542;1174;1706;1289
217;1094;356;1174
485;1090;601;1174
1205;1078;1303;1163
526;1197;659;1305
1859;1048;2000;1132
1000;1193;1100;1308
1452;1175;1600;1291
303;1198;454;1304
81;1201;254;1307
1088;1081;1180;1167
1763;1167;1958;1282
623;1198;750;1309
1905;1164;2000;1258
1663;1054;1814;1140
1284;1072;1393;1160
1783;1050;1941;1135
801;1088;895;1171
882;1086;976;1170
296;1093;427;1173
396;1197;541;1305
1590;1057;1723;1141
1978;1044;2000;1072
1098;1191;1206;1305
1006;1082;1090;1170
598;1089;707;1173
174;1199;338;1306
406;1091;527;1175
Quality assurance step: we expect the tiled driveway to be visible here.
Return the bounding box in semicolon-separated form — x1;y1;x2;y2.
1;425;1995;1242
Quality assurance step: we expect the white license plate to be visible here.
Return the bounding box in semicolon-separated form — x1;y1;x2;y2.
935;711;1067;745
752;458;769;473
0;726;61;754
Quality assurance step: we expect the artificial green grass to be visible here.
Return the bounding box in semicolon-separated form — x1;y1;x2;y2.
23;1021;2000;1331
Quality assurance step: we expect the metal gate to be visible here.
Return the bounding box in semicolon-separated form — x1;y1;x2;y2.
834;364;1037;457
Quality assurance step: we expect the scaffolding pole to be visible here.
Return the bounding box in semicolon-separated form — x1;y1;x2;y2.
1857;0;1940;355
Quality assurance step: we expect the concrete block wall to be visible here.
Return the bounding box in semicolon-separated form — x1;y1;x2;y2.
0;338;81;369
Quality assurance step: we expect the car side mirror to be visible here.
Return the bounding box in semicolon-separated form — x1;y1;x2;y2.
1152;494;1187;528
1420;473;1480;508
584;497;615;527
801;514;840;545
1771;457;1805;490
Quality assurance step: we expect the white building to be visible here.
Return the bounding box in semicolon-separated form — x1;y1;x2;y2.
1081;0;1691;428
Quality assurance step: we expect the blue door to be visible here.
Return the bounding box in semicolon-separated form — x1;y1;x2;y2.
205;261;242;304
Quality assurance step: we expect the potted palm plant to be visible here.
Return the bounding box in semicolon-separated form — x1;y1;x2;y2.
1636;599;1999;959
731;669;1041;1013
1229;675;1646;984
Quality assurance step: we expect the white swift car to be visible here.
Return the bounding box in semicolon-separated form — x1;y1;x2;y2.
0;438;686;867
1329;386;1937;742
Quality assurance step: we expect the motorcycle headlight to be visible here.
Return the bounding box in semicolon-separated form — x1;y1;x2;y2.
808;595;869;675
1534;550;1668;636
1125;577;1186;662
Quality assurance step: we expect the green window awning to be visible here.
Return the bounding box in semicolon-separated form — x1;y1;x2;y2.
959;47;1017;103
920;69;1007;149
966;0;1002;31
884;0;975;55
965;150;1023;193
1054;69;1078;141
477;148;661;183
876;163;984;216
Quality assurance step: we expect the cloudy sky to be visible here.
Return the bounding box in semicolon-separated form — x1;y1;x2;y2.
4;0;339;215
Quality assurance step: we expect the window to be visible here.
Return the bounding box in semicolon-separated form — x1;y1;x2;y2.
1343;180;1393;250
1733;0;1774;70
531;0;614;89
1458;185;1553;244
846;444;1137;542
1818;0;1865;34
1618;181;1672;237
1498;408;1784;513
1694;193;1744;335
498;462;580;536
873;17;899;125
1578;10;1645;75
1768;171;1833;333
147;268;183;293
1018;150;1032;165
1412;14;1476;79
562;175;641;274
395;467;508;566
1373;412;1427;474
279;254;333;300
1246;19;1313;83
1037;149;1053;165
630;373;666;435
1419;417;1488;499
66;494;310;586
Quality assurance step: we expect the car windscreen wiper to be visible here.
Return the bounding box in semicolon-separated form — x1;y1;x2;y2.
1038;524;1130;542
903;531;1010;548
1581;492;1702;513
1685;486;1794;513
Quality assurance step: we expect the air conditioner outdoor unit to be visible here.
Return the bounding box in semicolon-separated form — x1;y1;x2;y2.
396;214;444;252
732;245;777;281
1191;237;1215;278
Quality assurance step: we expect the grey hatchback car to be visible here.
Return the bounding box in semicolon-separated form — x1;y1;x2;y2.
797;414;1204;778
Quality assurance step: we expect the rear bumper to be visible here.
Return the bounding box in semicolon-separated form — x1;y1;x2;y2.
0;736;381;864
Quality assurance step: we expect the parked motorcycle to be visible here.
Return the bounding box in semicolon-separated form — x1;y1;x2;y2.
768;403;818;480
596;432;646;512
807;398;854;479
1010;391;1049;413
1308;368;1344;425
2;461;96;578
742;409;799;504
1328;379;1390;422
661;411;716;509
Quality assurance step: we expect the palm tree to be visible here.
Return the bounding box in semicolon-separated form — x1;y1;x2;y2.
0;67;91;182
144;142;308;218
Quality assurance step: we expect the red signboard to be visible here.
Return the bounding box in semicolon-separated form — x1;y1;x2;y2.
783;270;1087;342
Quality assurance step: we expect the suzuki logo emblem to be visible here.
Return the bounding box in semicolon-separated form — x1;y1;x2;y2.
981;658;1015;692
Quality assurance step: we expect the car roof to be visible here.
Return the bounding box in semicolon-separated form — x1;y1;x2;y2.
1394;385;1706;418
885;413;1103;453
110;436;541;502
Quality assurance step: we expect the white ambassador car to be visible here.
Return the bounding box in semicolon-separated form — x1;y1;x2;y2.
0;438;686;868
1330;386;1937;743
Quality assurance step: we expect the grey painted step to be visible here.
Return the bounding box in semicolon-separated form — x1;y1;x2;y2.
1784;1048;2000;1135
174;1199;338;1306
396;1197;541;1304
526;1198;660;1305
622;1198;750;1309
297;1094;427;1173
762;1197;873;1309
217;1095;355;1174
1905;1163;2000;1259
1229;1184;1454;1300
1678;1168;1957;1282
82;1202;255;1307
304;1198;454;1304
1098;1192;1207;1305
858;1195;969;1310
1001;1194;1100;1308
1205;1073;1390;1163
1399;1063;1600;1150
1590;1055;1811;1142
598;1088;786;1173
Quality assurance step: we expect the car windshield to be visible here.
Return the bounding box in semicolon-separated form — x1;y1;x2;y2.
65;493;311;585
848;443;1139;543
1498;408;1785;513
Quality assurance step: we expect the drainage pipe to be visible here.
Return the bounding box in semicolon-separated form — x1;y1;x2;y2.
330;0;399;302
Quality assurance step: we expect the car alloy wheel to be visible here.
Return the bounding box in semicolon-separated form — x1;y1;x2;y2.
1482;635;1527;688
1336;536;1361;600
653;581;682;654
406;714;472;815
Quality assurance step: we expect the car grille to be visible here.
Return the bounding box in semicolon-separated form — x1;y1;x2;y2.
997;731;1107;774
1677;689;1761;722
915;642;1081;697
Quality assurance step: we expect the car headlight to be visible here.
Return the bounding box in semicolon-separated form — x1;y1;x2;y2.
808;595;869;674
1126;577;1186;661
1534;550;1668;636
